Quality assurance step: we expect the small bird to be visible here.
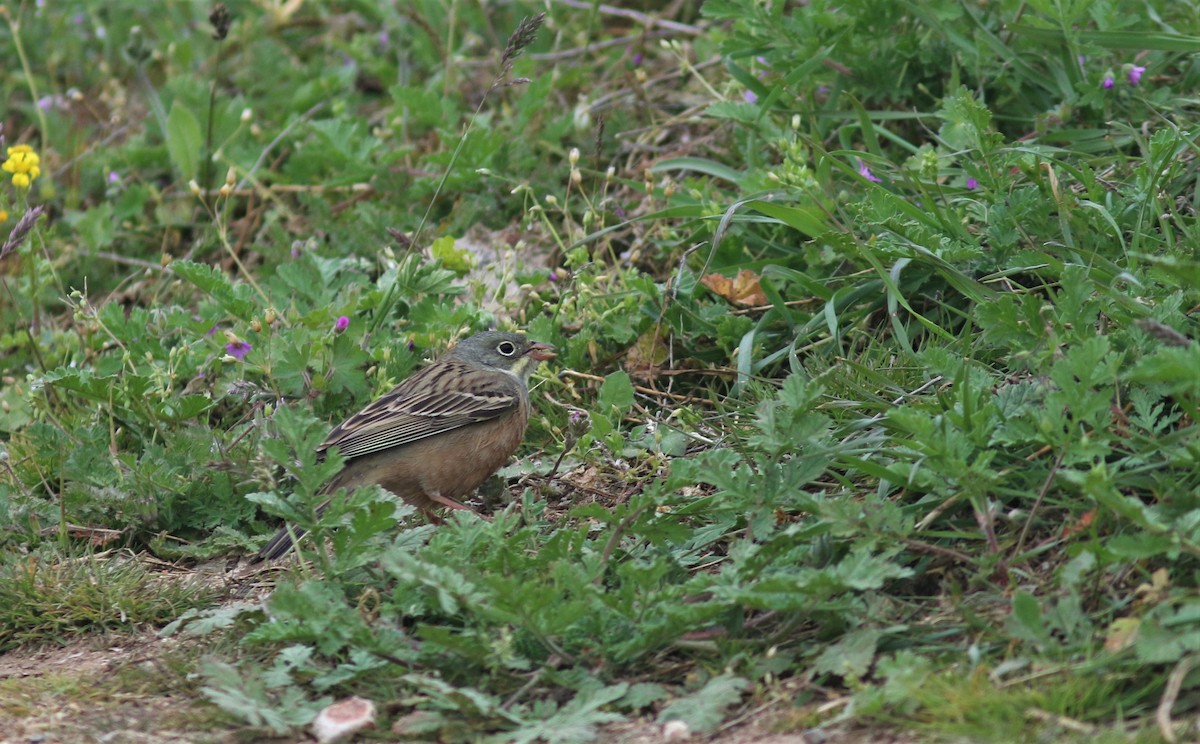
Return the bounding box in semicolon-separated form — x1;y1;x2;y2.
258;331;555;560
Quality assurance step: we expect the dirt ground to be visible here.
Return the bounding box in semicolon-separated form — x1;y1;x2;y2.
0;630;916;744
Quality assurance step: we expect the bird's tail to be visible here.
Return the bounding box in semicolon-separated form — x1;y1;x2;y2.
256;524;308;561
255;494;333;562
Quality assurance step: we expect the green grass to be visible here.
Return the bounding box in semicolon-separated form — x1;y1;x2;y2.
2;0;1199;741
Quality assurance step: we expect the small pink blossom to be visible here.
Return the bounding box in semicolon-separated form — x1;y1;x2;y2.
858;160;882;183
225;341;252;360
966;177;978;190
334;315;349;333
1129;65;1146;85
1102;75;1115;89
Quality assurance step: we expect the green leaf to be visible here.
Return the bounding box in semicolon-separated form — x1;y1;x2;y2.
509;683;628;744
199;661;320;733
430;235;476;275
166;102;202;182
651;157;744;185
598;371;635;413
745;199;828;238
657;674;748;734
813;628;883;679
1008;590;1049;648
170;260;256;318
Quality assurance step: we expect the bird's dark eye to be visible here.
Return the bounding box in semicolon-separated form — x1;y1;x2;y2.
497;341;517;356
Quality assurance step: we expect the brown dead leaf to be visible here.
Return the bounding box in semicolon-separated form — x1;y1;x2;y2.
625;329;670;382
701;269;768;307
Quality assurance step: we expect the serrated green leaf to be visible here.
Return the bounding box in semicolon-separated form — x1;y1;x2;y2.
171;260;256;318
657;674;748;734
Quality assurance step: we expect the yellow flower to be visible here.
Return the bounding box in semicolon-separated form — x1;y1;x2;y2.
2;145;41;190
0;210;8;223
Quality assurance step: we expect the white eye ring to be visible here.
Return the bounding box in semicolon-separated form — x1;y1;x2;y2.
497;341;518;356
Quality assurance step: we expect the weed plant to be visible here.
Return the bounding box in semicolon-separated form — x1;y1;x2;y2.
1;0;1199;740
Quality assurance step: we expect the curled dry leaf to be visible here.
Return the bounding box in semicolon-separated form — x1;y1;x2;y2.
700;269;768;307
312;696;376;743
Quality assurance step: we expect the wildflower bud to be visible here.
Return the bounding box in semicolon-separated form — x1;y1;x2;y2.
476;168;492;175
663;180;676;199
264;308;277;325
767;172;781;182
792;114;801;129
635;69;647;84
218;184;232;197
605;166;615;180
240;108;253;122
570;168;582;186
188;180;202;197
545;194;558;206
223;329;241;344
334;316;349;333
568;147;580;167
250;319;262;333
225;167;237;186
161;253;171;267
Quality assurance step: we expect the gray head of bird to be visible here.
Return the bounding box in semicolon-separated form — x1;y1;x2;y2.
445;331;556;380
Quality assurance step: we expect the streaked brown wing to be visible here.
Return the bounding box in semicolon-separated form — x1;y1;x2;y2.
317;359;522;459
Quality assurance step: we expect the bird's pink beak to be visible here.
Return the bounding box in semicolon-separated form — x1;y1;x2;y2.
527;342;556;362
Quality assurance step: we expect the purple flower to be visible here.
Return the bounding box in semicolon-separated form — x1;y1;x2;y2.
743;90;758;104
37;96;55;111
334;315;349;333
632;53;643;67
548;271;559;282
225;341;252;360
1129;65;1146;85
966;177;978;190
1103;75;1114;89
858;160;882;183
206;324;221;337
107;170;120;184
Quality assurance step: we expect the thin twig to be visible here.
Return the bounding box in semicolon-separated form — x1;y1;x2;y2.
550;0;705;35
592;505;648;586
901;538;975;565
1014;450;1064;559
236;101;328;189
1157;655;1197;743
559;368;711;404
